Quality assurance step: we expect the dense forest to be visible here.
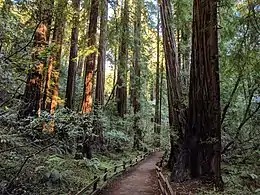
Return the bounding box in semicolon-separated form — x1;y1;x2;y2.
0;0;259;194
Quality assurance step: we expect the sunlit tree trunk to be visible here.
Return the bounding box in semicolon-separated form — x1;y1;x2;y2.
65;0;80;109
43;0;67;114
116;0;129;117
82;0;99;113
19;0;53;118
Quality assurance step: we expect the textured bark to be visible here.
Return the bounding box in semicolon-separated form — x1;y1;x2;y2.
20;24;47;117
172;0;223;188
19;1;53;118
133;0;142;150
116;0;129;117
92;0;108;151
43;0;67;114
154;9;161;147
160;0;184;170
65;0;80;109
82;0;99;113
95;0;107;107
188;0;222;186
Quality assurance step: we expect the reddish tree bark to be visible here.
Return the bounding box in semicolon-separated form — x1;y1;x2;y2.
187;0;222;186
19;1;53;118
43;0;67;114
82;0;99;113
172;0;223;188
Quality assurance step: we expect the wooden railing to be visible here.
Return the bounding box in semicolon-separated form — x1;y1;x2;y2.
155;154;175;195
76;151;153;195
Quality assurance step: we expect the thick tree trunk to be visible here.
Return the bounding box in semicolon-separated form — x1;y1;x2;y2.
116;0;129;117
82;0;99;113
172;0;223;188
154;9;161;147
92;0;108;151
65;0;80;109
46;0;67;114
160;0;184;170
188;0;222;186
19;1;53;118
132;0;142;150
20;24;47;117
95;0;107;107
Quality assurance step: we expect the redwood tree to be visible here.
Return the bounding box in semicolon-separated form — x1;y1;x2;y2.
187;0;222;186
160;0;184;169
19;0;53;117
82;0;99;113
65;0;81;109
95;0;107;107
43;0;67;114
172;0;223;188
116;0;129;117
132;0;142;149
92;0;108;150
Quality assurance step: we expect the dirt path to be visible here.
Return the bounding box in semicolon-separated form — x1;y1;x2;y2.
98;152;163;195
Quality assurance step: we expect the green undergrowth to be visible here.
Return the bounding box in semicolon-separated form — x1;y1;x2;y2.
163;153;260;195
0;139;143;195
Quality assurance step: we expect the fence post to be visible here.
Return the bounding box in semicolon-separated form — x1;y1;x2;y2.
160;159;163;167
123;161;126;170
130;159;132;166
114;165;117;173
93;175;98;192
104;168;107;182
136;156;138;162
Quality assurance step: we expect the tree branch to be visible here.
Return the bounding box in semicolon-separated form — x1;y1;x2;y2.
221;75;241;125
5;142;55;192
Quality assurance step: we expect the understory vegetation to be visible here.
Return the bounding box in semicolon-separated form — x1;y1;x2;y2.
0;0;259;194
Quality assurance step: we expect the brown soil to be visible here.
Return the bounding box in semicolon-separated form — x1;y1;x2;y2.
98;152;163;195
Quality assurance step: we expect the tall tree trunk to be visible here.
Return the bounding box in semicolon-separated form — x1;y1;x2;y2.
187;0;223;187
160;0;184;170
154;9;161;147
172;0;223;188
82;0;99;113
65;0;80;109
93;0;108;150
133;0;142;150
116;0;129;117
19;0;53;118
95;0;107;107
44;0;67;114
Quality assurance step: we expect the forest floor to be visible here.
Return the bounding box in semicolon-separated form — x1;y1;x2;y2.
98;151;163;195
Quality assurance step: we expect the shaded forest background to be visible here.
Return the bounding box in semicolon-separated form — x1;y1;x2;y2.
0;0;259;194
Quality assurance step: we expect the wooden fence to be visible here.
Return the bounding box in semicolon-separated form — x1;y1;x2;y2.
155;154;175;195
76;151;153;195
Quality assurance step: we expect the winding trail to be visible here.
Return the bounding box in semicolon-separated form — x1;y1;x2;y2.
98;152;163;195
